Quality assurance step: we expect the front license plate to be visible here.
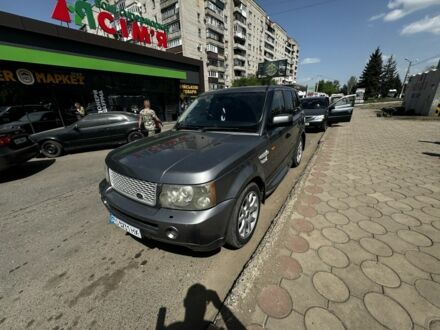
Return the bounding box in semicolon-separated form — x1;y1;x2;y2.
305;122;310;126
109;214;142;238
14;137;27;145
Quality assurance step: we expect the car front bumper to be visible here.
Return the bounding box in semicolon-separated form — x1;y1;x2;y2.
99;180;236;251
0;143;39;171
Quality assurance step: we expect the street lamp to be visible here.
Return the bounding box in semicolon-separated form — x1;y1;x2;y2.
399;58;414;99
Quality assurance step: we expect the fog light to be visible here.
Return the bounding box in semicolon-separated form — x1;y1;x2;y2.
165;227;179;240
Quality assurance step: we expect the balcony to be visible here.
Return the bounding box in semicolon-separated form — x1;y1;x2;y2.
205;6;224;21
234;53;246;61
234;43;246;51
206;23;225;35
168;30;181;40
234;30;246;40
160;0;178;8
206;37;224;48
162;11;179;24
234;6;247;18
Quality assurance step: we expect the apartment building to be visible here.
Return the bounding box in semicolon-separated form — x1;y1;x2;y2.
93;0;299;90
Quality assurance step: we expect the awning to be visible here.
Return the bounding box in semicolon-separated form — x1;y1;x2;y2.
0;44;187;80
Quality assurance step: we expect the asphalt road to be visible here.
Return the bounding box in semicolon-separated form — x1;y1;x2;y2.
0;128;323;330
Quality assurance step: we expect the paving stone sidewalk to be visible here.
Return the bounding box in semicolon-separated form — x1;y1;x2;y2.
218;107;440;330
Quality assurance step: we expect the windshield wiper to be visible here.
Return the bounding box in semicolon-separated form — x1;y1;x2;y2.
200;126;255;132
175;123;203;131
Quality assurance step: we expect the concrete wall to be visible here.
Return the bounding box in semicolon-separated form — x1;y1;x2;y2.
404;69;440;116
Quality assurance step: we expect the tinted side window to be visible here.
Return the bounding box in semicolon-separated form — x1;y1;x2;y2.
283;90;294;114
270;91;285;118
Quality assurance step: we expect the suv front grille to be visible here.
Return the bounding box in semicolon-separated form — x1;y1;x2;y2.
109;169;157;207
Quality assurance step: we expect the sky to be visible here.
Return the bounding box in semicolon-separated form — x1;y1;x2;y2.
1;0;439;87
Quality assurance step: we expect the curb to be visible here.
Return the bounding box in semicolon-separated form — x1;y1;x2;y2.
213;128;331;325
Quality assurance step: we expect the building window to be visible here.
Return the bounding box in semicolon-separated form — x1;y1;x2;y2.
206;44;219;53
168;38;182;48
162;4;179;20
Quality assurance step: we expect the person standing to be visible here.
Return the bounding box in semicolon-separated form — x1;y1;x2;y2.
74;102;86;120
139;100;162;137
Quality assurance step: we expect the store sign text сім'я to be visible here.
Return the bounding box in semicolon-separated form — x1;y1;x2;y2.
51;0;168;48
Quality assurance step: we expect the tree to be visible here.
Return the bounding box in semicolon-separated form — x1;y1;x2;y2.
358;47;383;99
317;80;340;95
347;76;357;94
340;84;348;95
380;56;400;97
232;75;276;87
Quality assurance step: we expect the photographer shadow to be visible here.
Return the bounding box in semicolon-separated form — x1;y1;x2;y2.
155;284;245;330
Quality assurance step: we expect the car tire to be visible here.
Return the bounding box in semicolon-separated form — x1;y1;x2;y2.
292;136;303;168
41;140;63;158
128;131;144;142
226;182;261;249
321;120;327;132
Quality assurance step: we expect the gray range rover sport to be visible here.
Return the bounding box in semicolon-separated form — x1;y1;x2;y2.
99;86;305;251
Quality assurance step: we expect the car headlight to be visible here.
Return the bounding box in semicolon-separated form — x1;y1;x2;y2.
159;182;216;210
105;164;110;183
313;115;325;121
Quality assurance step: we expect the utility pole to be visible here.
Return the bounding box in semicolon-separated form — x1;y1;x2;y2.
399;58;412;99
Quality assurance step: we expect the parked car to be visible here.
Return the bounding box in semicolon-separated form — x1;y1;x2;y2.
328;95;356;124
301;97;330;131
301;95;356;131
31;112;151;158
0;105;51;124
0;111;64;134
0;127;39;171
99;86;306;251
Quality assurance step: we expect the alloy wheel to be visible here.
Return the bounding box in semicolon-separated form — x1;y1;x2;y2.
238;191;259;239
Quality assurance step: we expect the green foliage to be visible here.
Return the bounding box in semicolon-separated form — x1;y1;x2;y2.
380;56;401;97
347;76;358;94
358;47;383;99
317;79;340;95
232;75;276;87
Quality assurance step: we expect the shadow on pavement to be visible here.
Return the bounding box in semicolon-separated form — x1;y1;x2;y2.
155;284;245;330
0;159;55;183
130;234;221;258
419;140;440;145
423;152;440;158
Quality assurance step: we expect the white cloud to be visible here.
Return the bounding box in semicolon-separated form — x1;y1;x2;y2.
382;54;391;61
301;58;321;65
384;0;440;21
401;15;440;35
369;13;385;21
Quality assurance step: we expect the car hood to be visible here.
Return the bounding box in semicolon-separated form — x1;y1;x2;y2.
106;130;263;184
303;108;327;116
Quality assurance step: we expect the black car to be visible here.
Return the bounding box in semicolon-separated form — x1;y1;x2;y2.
100;86;306;251
0;111;64;135
0;127;39;171
301;97;330;131
0;105;52;124
301;95;355;131
30;112;149;158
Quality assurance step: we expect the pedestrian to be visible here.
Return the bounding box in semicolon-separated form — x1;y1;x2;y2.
74;102;86;120
139;100;162;137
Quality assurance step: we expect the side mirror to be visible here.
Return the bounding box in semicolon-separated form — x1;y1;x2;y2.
272;114;293;127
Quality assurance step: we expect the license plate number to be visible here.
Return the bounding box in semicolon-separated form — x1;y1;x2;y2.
109;214;142;238
14;137;27;145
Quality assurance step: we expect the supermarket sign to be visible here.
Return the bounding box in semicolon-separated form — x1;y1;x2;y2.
52;0;168;48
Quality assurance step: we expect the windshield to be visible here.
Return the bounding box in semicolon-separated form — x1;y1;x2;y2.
300;98;329;109
18;111;48;122
177;92;266;132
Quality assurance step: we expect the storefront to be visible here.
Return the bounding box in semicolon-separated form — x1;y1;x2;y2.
0;11;204;123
